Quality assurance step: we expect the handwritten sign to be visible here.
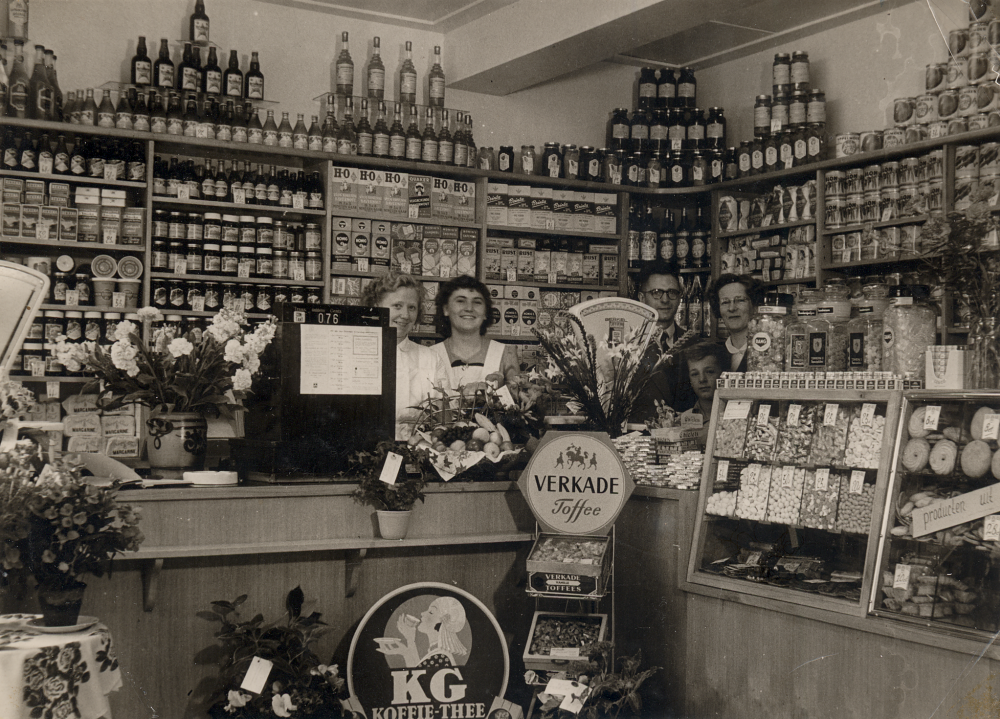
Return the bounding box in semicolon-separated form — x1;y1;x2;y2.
787;404;801;427
860;403;876;427
923;405;941;431
724;400;752;421
823;403;839;426
911;481;1000;538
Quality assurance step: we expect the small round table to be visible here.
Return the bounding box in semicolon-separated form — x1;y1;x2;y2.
0;613;121;719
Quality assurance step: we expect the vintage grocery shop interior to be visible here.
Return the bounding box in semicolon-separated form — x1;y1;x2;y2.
3;0;1000;717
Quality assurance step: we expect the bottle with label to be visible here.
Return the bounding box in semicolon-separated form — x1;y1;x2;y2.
0;44;10;114
148;90;166;132
677;67;696;108
224;50;243;97
388;102;405;159
637;67;657;110
657;209;675;262
630;109;650;154
245;51;264;100
6;40;28;118
322;109;338;153
626;202;643;269
763;133;779;173
182;93;199;137
675;207;691;268
28;44;53;120
356;99;373;156
53;134;69;174
676;276;688;328
290;112;307;149
307;114;323;151
335;32;354;97
96;88;115;128
341;97;358;155
232;101;249;142
687;108;706;146
178;43;198;91
258;109;276;146
196;46;219;94
750;137;764;175
429;45;445;107
656;67;676;109
372;102;389;158
421;106;439;163
399;40;417;105
77;86;98;126
785;288;828;371
367;37;385;100
609;108;630;152
190;0;209;44
640;204;658;262
155;39;175;89
405;103;422;161
114;88;132;130
437;109;454;164
129;88;148;131
35;132;51;173
706;107;726;150
688;275;704;335
691;206;708;267
131;36;152;86
8;0;28;40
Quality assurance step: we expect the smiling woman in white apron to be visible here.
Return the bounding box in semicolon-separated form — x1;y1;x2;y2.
431;275;519;393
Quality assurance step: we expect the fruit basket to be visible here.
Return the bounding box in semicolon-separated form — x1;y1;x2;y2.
523;611;608;672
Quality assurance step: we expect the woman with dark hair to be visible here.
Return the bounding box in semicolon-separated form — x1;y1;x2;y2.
431;275;519;392
707;274;763;372
361;272;448;440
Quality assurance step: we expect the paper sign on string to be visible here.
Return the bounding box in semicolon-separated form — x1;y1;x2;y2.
548;272;557;285
240;656;273;694
36;225;49;240
849;470;865;495
892;564;912;590
923;405;941;431
723;400;752;420
757;404;771;426
823;403;839;426
981;414;1000;441
860;403;876;427
232;188;246;204
815;468;830;491
716;460;730;484
983;516;1000;542
293;195;305;209
356;258;369;273
787;404;801;427
190;296;206;312
378;451;403;485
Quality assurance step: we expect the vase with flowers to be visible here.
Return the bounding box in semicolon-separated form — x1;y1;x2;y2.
0;378;35;446
52;306;276;473
0;441;144;626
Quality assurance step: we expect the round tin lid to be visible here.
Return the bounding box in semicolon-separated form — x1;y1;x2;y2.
116;256;144;280
55;254;76;273
90;255;118;278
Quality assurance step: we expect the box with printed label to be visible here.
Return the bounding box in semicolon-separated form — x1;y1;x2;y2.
20;205;40;240
2;178;24;192
456;235;477;276
520;298;538;333
38;206;59;241
330;166;358;212
506;185;532;227
421;281;439;325
48;182;70;198
59;208;78;242
331;217;353;270
540;291;562;309
505;285;524;300
25;179;45;194
565;245;583;284
431;176;453;219
2;189;21;204
77;206;100;243
101;188;126;202
370;220;391;273
561;291;581;308
552;190;574;231
452;178;476;222
23;191;44;205
573;192;595;233
351;219;371;270
422;234;442;278
99;206;122;243
517;248;535;281
484;243;502;280
500;298;520;337
593;192;618;234
530;186;553;229
601;253;619;286
582;253;601;284
534;243;551;282
535;307;555;331
121;207;145;245
518;285;539;301
381;170;409;216
486;284;504;300
486;182;508;226
2;204;20;238
356;168;383;214
551;243;569;282
408;174;432;219
500;247;518;280
435;238;454;277
48;195;69;208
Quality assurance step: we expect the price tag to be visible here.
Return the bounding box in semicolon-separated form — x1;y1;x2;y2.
547;272;557;285
112;292;126;309
103;164;118;181
784;156;793;170
64;290;79;307
36;224;49;240
923;405;941;431
892;564;912;590
190;296;206;312
103;228;118;245
30;359;46;377
746;551;762;566
356;258;370;273
849;470;865;494
549;647;582;659
46;382;60;399
815;467;830;491
716;460;730;484
545;218;555;230
823;403;839;426
177;184;191;200
232;188;246;204
506;268;517;282
238;264;251;279
860;403;876;427
757;404;771;426
293;195;305;210
173;259;187;275
762;215;773;227
787;404;801;427
782;466;794;488
292;267;306;281
983;515;1000;542
379;451;404;485
495;385;517;408
723;400;752;420
408;204;419;219
39;156;53;174
881;206;893;222
770;119;783;134
991;194;999;207
746;463;761;486
981;414;1000;441
240;656;273;694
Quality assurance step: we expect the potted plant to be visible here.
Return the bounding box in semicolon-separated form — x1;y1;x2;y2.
199;587;348;718
350;442;428;539
0;441;144;626
51;305;276;473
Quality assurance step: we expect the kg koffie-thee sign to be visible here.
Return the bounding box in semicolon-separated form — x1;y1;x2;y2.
518;432;635;535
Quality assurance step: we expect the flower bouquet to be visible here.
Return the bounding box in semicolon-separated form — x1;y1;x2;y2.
0;378;35;447
200;587;348;719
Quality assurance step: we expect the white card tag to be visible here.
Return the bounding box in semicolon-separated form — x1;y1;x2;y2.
103;228;118;244
191;296;206;312
782;466;794;488
746;463;761;486
46;381;60;399
240;656;273;694
860;403;876;427
849;470;865;494
292;267;306;281
787;404;801;427
408;205;419;219
545;218;555;230
174;258;187;274
30;359;46;377
757;404;771;426
232;188;246;204
984;515;1000;542
104;164;118;181
746;551;762;566
64;290;80;307
379;451;403;485
293;195;305;210
716;460;730;484
892;564;911;590
36;224;50;240
507;268;517;282
770;119;782;133
881;207;892;222
496;385;517;408
823;403;839;426
177;184;191;200
815;467;829;491
981;414;1000;441
357;258;370;273
112;292;126;309
923;405;941;431
238;264;251;278
548;272;557;285
723;400;752;420
549;648;581;659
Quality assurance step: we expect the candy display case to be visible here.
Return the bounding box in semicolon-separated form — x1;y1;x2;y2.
686;388;902;615
870;391;1000;639
522;611;609;672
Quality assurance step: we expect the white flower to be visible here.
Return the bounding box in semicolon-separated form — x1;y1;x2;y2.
232;368;252;391
224;339;244;363
167;337;195;358
225;690;251;711
271;693;297;717
136;306;164;322
208;307;246;342
114;320;138;342
242;354;260;374
110;341;140;377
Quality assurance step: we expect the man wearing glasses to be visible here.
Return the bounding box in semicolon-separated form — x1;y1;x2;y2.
630;261;696;424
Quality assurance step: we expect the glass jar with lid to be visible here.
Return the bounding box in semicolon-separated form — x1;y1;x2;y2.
256;246;274;278
646;153;664;188
221;214;240;244
542;142;562;178
821;278;853;321
882;284;937;380
630;111;650;153
785;288;831;371
604;149;623;185
478;146;497;171
753;95;772;137
74;273;92;306
847;280;890;370
609;108;630;152
817;282;851;371
43;310;65;343
563;144;580;180
203;239;222;274
706;107;726;150
580;146;599;181
498;146;515;173
257;216;274;247
239;215;257;245
237;242;256;278
519;145;537;175
650;111;669;154
186;212;204;242
736;142;751;178
773;53;792;94
152;239;170;271
186;234;204;274
690;150;708;186
686;108;706;147
747;293;793;372
83;312;103;343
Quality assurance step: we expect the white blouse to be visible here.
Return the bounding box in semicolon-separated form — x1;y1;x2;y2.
396;339;450;440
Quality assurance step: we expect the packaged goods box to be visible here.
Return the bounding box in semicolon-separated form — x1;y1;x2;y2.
422;225;442;277
523;611;609;671
486;182;508;226
530;186;553;229
408;174;432;219
431;176;453;220
382;170;408;217
573;192;595;233
330;166;359;212
552;190;574;231
593;192;618;234
370;220;391;274
331;217;353;270
506;185;532;227
356;168;383;214
452;178;476;222
457;228;478;276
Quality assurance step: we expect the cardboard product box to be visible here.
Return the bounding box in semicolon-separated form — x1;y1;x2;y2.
599;291;618;299
580;289;601;302
330;276;348;297
486;182;509;226
486;284;504;301
535;306;556;331
59;208;79;242
500;246;518;281
484;243;502;280
452;178;476;222
24;179;45;194
20;205;40;240
330;166;359;212
2;189;21;204
520;298;538;333
356;168;383;214
518;285;539;302
392;239;422;276
331;217;353;271
343;276;363;297
38;206;59;242
926;346;968;389
534;242;552;282
517;247;535;281
421;281;439;326
500;298;520;337
370;220;392;273
561;290;581;308
551;189;574;232
2;177;24;193
2;203;20;238
48;182;70;198
565;240;585;284
504;285;523;300
582;253;601;284
23;190;44;205
421;235;442;278
540;291;561;309
573;191;595;233
486;303;502;336
506;184;532;227
438;238;457;278
408;174;432;219
530;186;553;229
99;206;123;244
121;207;145;245
101;188;126;202
382;170;409;216
431;176;453;219
593;192;618;234
550;242;569;282
456;235;477;276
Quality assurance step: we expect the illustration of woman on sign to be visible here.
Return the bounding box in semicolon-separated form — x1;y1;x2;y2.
375;596;469;669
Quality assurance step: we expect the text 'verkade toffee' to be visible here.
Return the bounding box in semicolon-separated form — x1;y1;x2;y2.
533;475;621;494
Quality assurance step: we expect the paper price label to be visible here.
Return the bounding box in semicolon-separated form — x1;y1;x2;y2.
104;164;118;181
823;403;839;426
757;404;771;426
746;551;762;566
356;258;370;273
782;466;794;488
815;467;830;491
548;272;557;285
39;156;53;174
881;207;893;222
923;405;941;431
173;258;187;274
30;359;45;377
240;656;273;694
784;156;794;169
293;195;305;210
747;463;761;486
46;382;60;399
787;404;801;427
723;400;752;420
176;184;191;200
379;451;404;485
849;470;865;494
762;215;773;227
991;194;1000;207
545;219;555;230
112;292;126;309
983;515;1000;542
36;224;49;240
292;267;306;281
981;414;1000;441
103;228;118;245
238;264;251;278
190;296;206;312
860;403;876;427
506;268;517;282
408;205;419;219
716;460;730;484
496;385;517;408
892;564;912;590
549;648;582;659
232;188;246;204
64;290;79;307
399;261;412;275
770;119;783;134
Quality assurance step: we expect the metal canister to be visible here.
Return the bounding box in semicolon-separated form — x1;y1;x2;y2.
949;28;969;57
969;112;990;131
862;190;880;222
904;124;928;144
990;18;1000;46
926;63;947;94
968;52;990;85
928;120;949;139
880;186;900;220
926;179;943;212
859;130;883;153
937;89;960;120
884;126;906;148
844;193;863;224
990;111;1000;127
954;175;979;210
970;21;989;54
825;170;845;197
845;167;864;194
955;145;980;177
825;196;845;228
881;161;900;188
948;117;969;135
960;85;980;116
862;164;881;192
898;184;920;216
915;94;937;125
834;132;860;158
924;149;944;179
980;142;1000;174
893;96;916;126
974;83;999;114
947;57;968;89
899;157;920;184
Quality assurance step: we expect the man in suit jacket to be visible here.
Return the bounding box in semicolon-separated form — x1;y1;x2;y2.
630;261;696;425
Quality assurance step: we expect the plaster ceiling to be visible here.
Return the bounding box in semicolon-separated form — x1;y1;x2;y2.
257;0;518;32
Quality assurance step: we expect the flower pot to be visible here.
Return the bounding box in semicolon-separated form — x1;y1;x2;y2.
37;581;87;627
376;510;412;540
146;412;207;474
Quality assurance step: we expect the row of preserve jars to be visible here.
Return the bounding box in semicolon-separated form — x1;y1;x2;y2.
746;283;936;380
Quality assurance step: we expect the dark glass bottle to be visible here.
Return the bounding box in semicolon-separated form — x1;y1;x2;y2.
53;134;70;174
132;87;150;131
335;32;354;97
307;114;323;151
388;103;405;159
131;36;152;86
203;47;222;95
245;51;264;100
179;42;199;92
223;50;243;98
373;102;390;158
190;0;210;44
399;41;417;105
428;45;445;107
405;104;422;161
437;109;453;165
114;89;133;130
154;39;174;89
421;106;438;163
356;99;373;156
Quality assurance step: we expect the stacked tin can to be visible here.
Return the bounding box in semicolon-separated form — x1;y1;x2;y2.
953;141;1000;211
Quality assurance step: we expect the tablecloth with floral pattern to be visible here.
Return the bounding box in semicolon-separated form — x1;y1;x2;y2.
0;613;120;719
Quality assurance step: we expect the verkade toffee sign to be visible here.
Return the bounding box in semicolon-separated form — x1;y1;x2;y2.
346;582;511;719
518;432;635;536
